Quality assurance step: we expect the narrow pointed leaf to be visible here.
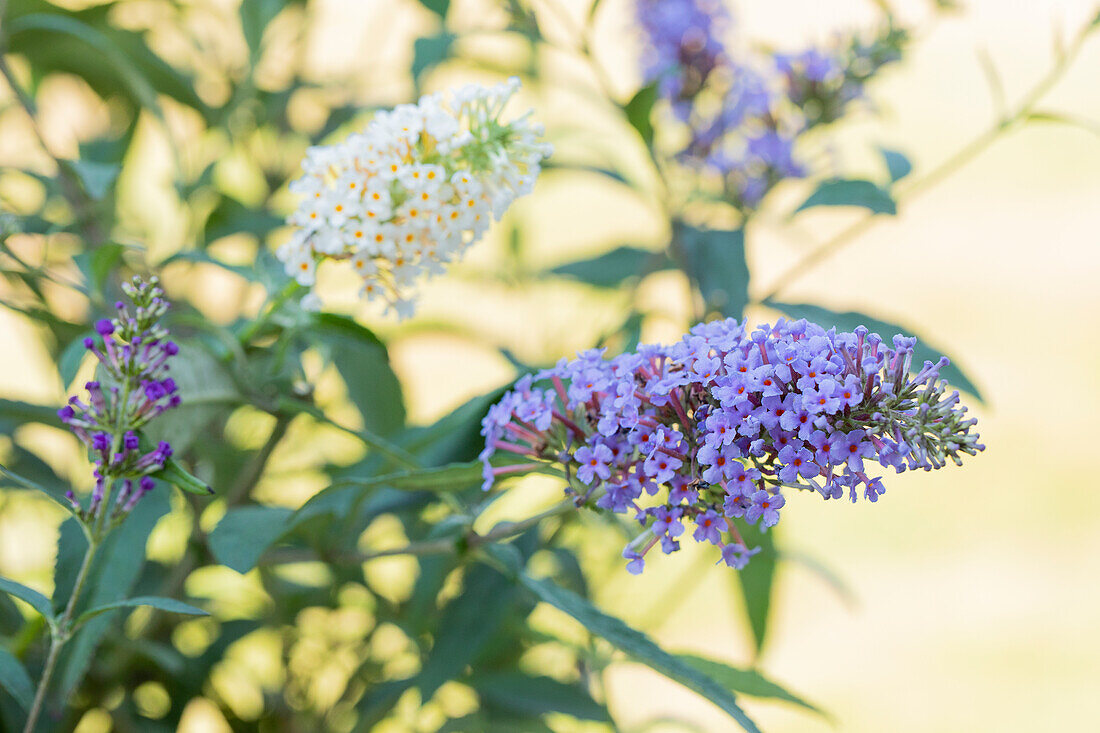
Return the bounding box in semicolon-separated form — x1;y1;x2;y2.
73;596;207;629
0;648;34;711
678;653;825;716
796;179;896;215
0;577;54;622
506;563;760;732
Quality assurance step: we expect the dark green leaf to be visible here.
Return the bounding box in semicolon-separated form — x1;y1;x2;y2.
52;517;89;614
66;159;120;200
88;242;127;291
879;148;912;183
354;679;414;732
416;563;517;700
57;332;92;389
0;576;54;621
5;0;207;115
542;161;630;186
203;195;283;245
0;457;75;515
311;313;405;437
470;672;610;721
208;506;294;574
150;455;214;496
0;648;34;711
142;341;239;455
677;224;750;320
731;520;776;658
550;246;672;288
73;596;207;629
678;653;824;715
416;0;449;18
624;82;657;147
412;33;455;84
503;559;760;732
158;249;258;282
766;301;983;400
796;179;896;215
240;0;286;60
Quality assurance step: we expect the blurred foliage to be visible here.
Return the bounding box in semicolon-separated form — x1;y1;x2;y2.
0;0;1093;730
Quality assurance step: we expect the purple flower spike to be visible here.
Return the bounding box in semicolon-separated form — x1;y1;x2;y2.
58;276;183;526
480;317;982;574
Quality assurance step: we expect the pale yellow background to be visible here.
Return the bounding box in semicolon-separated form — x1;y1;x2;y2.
1;0;1099;731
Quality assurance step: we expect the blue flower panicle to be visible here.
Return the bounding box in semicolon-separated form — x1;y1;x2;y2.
57;276;181;526
480;319;983;573
635;0;907;211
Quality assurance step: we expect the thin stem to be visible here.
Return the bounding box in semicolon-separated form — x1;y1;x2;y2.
755;20;1095;304
23;539;97;733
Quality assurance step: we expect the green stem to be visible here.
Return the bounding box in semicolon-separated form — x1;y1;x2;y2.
754;19;1095;304
22;539;97;733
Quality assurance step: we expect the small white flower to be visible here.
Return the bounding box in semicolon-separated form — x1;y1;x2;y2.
279;78;551;319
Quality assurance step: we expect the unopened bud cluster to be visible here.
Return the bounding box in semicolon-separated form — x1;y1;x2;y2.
480;318;983;573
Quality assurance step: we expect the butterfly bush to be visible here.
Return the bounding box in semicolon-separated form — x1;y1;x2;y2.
480;319;983;573
56;277;180;528
280;78;552;317
636;0;906;209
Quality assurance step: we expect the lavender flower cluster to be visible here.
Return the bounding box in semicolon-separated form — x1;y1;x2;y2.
57;277;180;528
480;319;983;573
635;0;906;209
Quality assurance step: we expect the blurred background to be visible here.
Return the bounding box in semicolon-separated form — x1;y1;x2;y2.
1;0;1099;731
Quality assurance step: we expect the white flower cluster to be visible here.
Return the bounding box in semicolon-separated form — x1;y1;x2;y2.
279;78;551;317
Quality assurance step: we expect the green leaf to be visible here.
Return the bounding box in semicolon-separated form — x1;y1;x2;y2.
311;313;406;437
677;224;750;320
88;242;127;290
412;33;455;85
765;301;983;400
150;455;214;496
623;82;657;147
0;648;34;711
550;246;672;288
5;1;207;116
504;561;760;732
57;332;92;389
0;399;63;429
0;577;54;622
239;0;286;60
470;672;610;722
142;341;239;455
678;653;824;716
203;194;283;245
416;0;449;18
208;506;294;574
879;148;912;183
66;159;120;200
416;564;517;700
353;679;414;732
135;431;215;496
73;596;207;629
0;460;75;516
542;161;630;187
731;520;776;658
796;179;897;215
158;249;258;282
